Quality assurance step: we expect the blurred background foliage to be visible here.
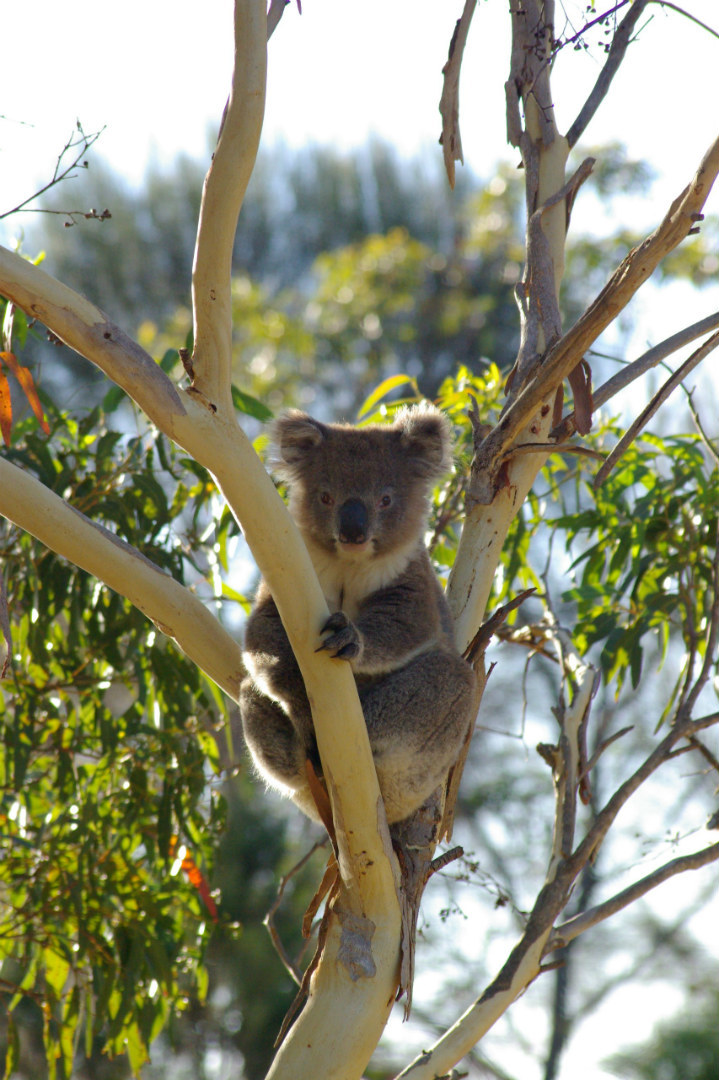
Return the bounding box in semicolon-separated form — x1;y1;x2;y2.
24;139;718;415
1;139;718;1079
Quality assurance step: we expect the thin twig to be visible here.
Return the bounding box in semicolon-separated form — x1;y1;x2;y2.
428;846;465;878
651;1;719;40
570;712;719;873
263;838;328;986
593;329;719;486
506;442;604;460
687;388;719;469
561;0;719;149
686;735;719;774
464;587;537;665
678;520;719;721
593;312;719;410
674;572;702;720
542;610;598;863
566;0;651;149
556;0;632;53
0;124;104;220
0;568;10;679
579;725;634;782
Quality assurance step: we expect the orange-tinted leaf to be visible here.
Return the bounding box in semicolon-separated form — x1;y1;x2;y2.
0;350;20;375
0;351;50;435
0;368;13;446
169;837;218;922
181;852;219;921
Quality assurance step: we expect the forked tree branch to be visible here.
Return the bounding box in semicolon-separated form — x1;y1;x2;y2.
395;708;719;1080
1;3;407;1069
570;711;719;876
469;134;719;504
547;840;719;951
593;328;719;485
0;123;105;221
0;240;404;1077
551;310;719;441
267;0;289;38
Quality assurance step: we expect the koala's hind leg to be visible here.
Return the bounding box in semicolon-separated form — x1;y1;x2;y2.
239;677;318;790
358;651;476;824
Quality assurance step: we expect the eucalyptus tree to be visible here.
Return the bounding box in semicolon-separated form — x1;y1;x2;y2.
1;2;718;1079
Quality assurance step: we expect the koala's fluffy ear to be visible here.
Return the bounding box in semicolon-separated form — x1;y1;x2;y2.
271;411;328;480
394;404;453;480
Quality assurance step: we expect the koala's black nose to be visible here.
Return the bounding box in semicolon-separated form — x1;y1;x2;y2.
338;498;369;544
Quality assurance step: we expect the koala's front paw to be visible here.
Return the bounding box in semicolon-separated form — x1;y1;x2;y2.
317;611;362;661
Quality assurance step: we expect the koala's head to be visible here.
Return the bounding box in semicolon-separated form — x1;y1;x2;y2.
271;404;452;559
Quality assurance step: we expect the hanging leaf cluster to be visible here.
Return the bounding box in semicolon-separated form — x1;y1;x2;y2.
0;399;242;1078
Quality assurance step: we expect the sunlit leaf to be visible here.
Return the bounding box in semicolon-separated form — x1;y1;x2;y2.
357;373;419;418
43;947;71;999
231;384;273;421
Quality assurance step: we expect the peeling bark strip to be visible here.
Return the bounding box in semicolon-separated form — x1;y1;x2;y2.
337;909;378;980
506;0;558;153
439;0;477;188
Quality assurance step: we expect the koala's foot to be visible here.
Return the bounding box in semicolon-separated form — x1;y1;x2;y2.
239;677;317;791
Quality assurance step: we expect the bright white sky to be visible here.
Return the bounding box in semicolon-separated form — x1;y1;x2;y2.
3;0;717;367
2;1;718;222
2;3;718;1079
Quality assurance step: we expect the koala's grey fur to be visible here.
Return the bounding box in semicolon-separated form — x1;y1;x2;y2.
239;404;477;824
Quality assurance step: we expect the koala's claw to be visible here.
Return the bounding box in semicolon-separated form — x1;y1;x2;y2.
317;611;361;660
320;611;349;635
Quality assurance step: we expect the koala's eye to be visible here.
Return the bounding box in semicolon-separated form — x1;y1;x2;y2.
378;493;392;509
320;492;334;507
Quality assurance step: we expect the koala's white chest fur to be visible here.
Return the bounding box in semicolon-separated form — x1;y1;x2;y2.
304;536;418;619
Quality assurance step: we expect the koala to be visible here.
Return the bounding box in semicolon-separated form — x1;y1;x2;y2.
239;404;476;825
